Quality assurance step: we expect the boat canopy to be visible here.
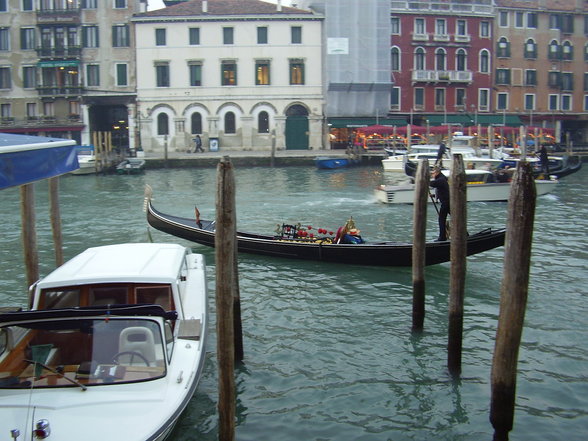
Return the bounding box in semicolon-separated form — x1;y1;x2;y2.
0;133;78;190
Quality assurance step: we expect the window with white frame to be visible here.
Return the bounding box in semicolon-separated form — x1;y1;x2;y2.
480;21;490;38
391;17;400;35
115;63;127;86
157;113;169;135
415;47;425;70
480;50;490;73
82;0;97;8
1;103;11;117
82;25;99;48
20;28;36;50
114;0;126;8
496;92;508;110
86;64;99;86
43;101;54;116
499;11;508;27
26;102;37;117
548;94;558;110
391;47;400;71
435;88;445;107
525;69;536;86
22;66;36;88
527;12;537;28
435;48;446;70
189;27;200;45
155;62;170;87
456;20;466;36
414;88;424;109
390;87;400;110
415;18;425;35
255;60;270;85
0;28;9;51
561;94;571;110
224;112;236;134
435;19;446;36
0;0;7;12
112;25;129;47
188;62;202;86
584;95;588;111
479;89;489;110
291;26;302;44
258;111;269;133
524;94;535;111
23;0;34;11
524;39;537;58
456;48;466;71
0;66;11;89
155;28;166;46
515;11;524;28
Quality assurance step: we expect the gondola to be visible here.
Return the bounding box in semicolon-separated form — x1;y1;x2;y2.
146;200;506;267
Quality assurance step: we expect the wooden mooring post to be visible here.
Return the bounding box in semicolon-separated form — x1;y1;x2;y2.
447;154;467;376
48;177;64;267
411;159;429;332
20;183;38;304
490;162;536;441
215;156;244;441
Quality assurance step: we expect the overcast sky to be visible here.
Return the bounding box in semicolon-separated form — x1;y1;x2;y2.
148;0;294;11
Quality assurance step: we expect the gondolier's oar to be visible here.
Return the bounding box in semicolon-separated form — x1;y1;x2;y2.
429;192;451;240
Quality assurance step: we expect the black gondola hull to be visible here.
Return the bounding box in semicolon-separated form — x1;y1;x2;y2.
147;202;505;267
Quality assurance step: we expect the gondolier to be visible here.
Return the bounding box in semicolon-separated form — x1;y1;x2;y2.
430;167;450;241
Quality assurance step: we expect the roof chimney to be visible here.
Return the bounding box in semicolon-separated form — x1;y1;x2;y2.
202;0;208;13
277;0;282;12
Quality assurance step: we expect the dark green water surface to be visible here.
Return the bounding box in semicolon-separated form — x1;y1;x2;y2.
1;165;586;440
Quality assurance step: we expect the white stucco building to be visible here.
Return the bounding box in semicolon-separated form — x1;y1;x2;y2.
132;0;324;153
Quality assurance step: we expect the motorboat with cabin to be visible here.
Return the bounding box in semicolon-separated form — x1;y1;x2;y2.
0;243;208;441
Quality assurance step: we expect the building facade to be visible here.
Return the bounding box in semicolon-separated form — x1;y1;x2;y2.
132;0;324;153
494;0;588;144
0;0;146;148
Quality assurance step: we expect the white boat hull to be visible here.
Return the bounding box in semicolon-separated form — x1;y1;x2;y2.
374;179;558;204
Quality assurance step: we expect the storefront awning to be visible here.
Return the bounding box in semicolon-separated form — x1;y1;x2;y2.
37;60;79;68
421;114;523;127
328;117;408;128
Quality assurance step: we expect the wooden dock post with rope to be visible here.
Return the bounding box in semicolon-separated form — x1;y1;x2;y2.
411;158;429;332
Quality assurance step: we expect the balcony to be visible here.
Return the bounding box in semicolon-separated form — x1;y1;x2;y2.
412;70;473;83
454;34;471;43
37;46;82;59
412;33;429;41
433;33;450;42
36;86;84;97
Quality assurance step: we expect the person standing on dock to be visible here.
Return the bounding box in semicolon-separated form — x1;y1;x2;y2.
193;135;204;153
430;167;450;241
539;145;549;175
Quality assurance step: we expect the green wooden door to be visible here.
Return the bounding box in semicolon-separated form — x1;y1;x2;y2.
285;116;309;150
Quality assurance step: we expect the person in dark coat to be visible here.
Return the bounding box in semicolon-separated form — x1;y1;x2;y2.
430;167;450;241
193;134;204;153
435;142;447;167
539;145;549;174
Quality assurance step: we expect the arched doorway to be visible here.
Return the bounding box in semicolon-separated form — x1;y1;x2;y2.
285;105;309;150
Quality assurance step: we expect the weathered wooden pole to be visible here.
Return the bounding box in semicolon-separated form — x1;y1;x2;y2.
447;154;467;376
20;183;38;299
411;158;429;332
215;156;237;441
490;162;536;441
48;177;64;267
270;129;276;168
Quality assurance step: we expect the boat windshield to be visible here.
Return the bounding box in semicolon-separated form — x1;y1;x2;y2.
0;318;166;389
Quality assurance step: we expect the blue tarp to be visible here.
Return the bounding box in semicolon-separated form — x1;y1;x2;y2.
0;133;79;190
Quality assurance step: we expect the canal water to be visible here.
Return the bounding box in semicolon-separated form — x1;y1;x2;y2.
0;165;586;440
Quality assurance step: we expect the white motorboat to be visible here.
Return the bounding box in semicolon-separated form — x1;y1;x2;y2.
70;146;98;175
382;143;504;172
374;169;558;204
0;243;208;441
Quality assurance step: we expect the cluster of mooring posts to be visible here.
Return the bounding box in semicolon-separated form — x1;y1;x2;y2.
411;154;536;441
213;154;537;441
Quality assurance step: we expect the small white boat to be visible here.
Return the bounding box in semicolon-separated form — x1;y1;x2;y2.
0;243;208;441
116;158;146;174
70;146;98;175
374;169;558;204
382;144;503;172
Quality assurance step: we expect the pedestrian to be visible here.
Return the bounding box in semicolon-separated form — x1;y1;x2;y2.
430;167;450;241
193;134;204;153
435;142;447;167
539;145;549;175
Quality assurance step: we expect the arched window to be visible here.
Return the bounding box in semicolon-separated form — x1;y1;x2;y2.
562;41;573;60
414;47;425;70
258;111;269;133
456;48;467;71
435;48;446;71
480;50;490;73
391;47;400;71
224;112;235;134
524;38;537;58
157;113;169;135
497;37;510;57
548;39;560;60
191;112;202;134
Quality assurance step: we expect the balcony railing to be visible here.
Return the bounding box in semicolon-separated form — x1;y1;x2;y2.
412;70;473;83
0;115;84;127
36;86;84;97
37;46;82;58
391;1;493;15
